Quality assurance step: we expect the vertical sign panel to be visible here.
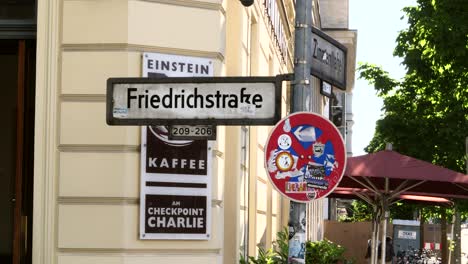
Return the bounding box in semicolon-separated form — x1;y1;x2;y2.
311;27;347;90
140;52;213;240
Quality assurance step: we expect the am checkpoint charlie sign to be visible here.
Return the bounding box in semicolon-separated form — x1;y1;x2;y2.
139;52;213;240
264;112;346;202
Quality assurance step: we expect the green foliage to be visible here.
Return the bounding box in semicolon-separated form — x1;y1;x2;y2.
358;0;468;173
339;198;460;223
305;239;355;264
241;228;354;264
240;253;249;264
274;227;290;263
248;247;278;264
357;0;468;226
341;200;418;222
241;227;289;264
390;202;420;220
340;200;373;222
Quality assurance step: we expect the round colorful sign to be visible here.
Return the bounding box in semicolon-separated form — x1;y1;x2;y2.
264;112;346;202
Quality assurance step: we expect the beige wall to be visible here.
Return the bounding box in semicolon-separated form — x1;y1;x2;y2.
34;0;294;264
224;1;294;261
35;1;225;264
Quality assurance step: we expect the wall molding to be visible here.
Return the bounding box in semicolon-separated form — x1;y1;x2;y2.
57;197;223;207
60;94;106;102
57;247;222;255
58;144;140;153
58;197;139;205
61;43;225;62
33;0;61;263
136;0;226;15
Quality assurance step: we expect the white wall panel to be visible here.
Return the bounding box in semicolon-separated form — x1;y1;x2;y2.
58;204;222;249
63;0;128;44
60;102;139;145
59;152;139;197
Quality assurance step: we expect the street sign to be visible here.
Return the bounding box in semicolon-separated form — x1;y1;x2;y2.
320;80;332;98
264;112;346;202
311;27;347;90
168;124;216;140
106;76;284;126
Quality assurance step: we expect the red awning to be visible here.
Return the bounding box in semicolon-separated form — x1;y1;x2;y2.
345;150;467;183
338;150;468;199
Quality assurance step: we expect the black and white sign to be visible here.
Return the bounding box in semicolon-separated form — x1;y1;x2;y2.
169;125;216;140
107;76;281;126
398;230;417;240
145;195;207;234
143;52;214;77
146;126;208;175
141;126;212;239
311;27;347;90
320;81;332;98
140;52;212;240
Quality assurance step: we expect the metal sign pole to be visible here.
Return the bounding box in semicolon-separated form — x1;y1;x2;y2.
289;0;312;263
291;0;312;113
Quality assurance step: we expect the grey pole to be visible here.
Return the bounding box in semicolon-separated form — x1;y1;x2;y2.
292;0;312;113
288;0;313;263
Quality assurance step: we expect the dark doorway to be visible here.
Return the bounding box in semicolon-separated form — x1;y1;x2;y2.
0;2;37;263
0;39;36;264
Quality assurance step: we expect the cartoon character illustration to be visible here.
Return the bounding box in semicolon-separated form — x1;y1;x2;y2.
278;134;292;150
268;124;339;193
267;149;302;179
313;142;325;158
276;152;294;171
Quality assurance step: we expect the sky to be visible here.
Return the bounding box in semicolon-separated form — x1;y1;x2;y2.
348;0;417;155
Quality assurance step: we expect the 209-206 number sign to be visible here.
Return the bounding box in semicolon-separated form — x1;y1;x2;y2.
169;125;216;140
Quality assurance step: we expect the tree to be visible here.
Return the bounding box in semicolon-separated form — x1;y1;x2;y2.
358;1;468;262
358;0;467;173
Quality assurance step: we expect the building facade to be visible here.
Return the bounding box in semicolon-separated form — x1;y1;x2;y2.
1;0;356;263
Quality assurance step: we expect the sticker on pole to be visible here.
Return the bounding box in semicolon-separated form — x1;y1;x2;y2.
264;112;346;202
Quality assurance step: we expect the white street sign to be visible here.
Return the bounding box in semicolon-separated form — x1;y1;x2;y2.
107;76;282;125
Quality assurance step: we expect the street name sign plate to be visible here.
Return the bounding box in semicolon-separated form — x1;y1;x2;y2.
311;27;347;90
107;76;283;126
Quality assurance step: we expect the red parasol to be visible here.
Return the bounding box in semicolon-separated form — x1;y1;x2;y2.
331;148;468;264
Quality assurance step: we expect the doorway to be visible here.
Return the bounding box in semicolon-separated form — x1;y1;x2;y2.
0;39;36;264
0;1;37;263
